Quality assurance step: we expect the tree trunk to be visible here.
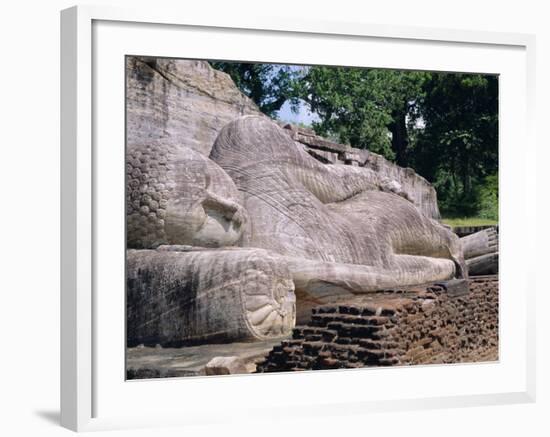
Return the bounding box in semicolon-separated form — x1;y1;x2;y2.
390;108;408;166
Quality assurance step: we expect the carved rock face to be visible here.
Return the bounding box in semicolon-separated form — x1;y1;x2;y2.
211;116;466;293
124;59;472;347
126;143;248;248
127;248;296;345
126;57;263;156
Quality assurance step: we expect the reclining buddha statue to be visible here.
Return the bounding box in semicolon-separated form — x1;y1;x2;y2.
126;115;466;345
211;116;466;291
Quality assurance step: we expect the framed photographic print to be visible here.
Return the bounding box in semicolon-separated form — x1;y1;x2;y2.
61;5;536;432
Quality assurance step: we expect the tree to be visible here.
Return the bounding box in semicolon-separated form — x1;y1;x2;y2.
386;71;429;167
297;66;428;164
413;73;498;215
210;62;300;117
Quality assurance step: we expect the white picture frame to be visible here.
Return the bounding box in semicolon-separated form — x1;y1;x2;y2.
60;5;536;432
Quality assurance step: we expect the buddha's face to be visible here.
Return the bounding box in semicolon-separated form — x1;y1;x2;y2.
165;186;248;248
164;145;249;248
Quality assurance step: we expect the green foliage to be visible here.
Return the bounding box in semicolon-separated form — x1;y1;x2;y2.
477;174;499;220
209;62;301;117
294;67;428;162
413;73;498;216
209;61;499;219
441;217;498;227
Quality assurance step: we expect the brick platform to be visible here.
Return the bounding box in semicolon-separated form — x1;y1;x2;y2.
256;276;498;372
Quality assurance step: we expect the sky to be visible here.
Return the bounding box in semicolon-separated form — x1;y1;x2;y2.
269;64;320;126
276;99;320;126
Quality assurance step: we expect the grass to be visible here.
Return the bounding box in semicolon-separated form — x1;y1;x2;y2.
441;217;498;227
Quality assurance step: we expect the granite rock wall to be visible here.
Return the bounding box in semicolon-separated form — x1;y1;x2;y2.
126;57;263;156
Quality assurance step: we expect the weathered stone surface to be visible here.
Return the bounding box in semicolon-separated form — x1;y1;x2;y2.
467;253;499;276
257;276;498;372
453;224;499;238
204;356;248;375
126;339;281;379
126;57;263;156
126;143;247;249
461;227;498;259
127;248;296;346
282;123;440;219
211;116;466;297
433;279;469;297
362;154;440;219
461;227;498;276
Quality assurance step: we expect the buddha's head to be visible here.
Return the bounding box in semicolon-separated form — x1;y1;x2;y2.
126;143;248;249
